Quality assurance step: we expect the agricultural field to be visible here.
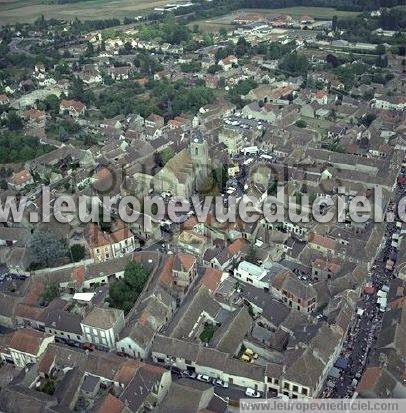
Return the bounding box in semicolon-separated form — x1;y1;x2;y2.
0;0;170;25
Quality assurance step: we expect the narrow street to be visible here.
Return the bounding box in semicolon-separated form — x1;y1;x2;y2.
322;183;405;398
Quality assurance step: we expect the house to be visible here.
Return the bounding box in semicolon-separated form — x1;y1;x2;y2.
59;99;86;117
117;288;175;360
0;293;19;327
218;55;238;71
236;261;293;292
279;323;342;398
152;335;266;392
81;307;125;350
0;94;9;106
7;169;34;191
157;378;226;413
311;90;328;105
172;253;197;291
2;329;54;367
218;126;249;155
372;96;406;111
272;272;317;313
234;261;268;289
23;108;46;124
176;231;207;256
308;232;337;255
167;115;190;131
311;258;342;281
199;267;223;293
44;310;84;344
145;113;165;129
108;66;131;81
120;363;172;411
168;286;221;341
357;366;406;398
85;222;137;262
203;247;233;271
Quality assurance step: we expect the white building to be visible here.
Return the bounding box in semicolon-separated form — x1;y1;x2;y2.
5;329;54;367
81;307;125;350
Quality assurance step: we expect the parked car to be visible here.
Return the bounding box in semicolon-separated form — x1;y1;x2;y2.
182;370;197;379
244;348;258;360
240;354;251;362
170;366;182;376
212;378;229;388
197;374;211;383
82;342;95;351
245;388;261;398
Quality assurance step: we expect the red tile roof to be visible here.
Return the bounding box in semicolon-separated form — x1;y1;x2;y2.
60;99;86;113
159;256;175;286
309;232;337;251
228;238;247;255
9;329;52;355
9;169;33;186
200;267;222;292
96;394;125;413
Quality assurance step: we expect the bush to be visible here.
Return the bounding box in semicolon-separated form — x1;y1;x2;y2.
295;119;307;128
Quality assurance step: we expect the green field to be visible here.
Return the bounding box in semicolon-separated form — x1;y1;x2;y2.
238;7;360;19
0;0;170;25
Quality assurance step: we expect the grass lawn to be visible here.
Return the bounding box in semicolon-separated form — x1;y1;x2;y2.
188;19;232;33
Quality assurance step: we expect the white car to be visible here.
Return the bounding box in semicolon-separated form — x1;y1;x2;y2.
212;378;229;388
197;374;211;383
245;388;261;398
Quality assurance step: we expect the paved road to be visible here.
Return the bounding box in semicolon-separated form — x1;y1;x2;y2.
322;182;405;398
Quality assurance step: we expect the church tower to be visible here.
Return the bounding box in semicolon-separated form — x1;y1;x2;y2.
189;130;210;193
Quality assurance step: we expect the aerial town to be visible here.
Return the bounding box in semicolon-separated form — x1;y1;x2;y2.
0;0;405;411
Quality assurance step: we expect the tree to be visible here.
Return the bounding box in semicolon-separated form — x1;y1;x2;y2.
332;15;338;32
326;53;340;68
207;64;220;74
279;53;309;76
58;126;68;142
295;119;307;128
5;112;23;131
235;36;249;57
108;261;149;313
124;261;149;292
360;113;376;127
70;244;85;262
41;283;60;305
219;27;228;39
44;94;60;112
30;230;67;268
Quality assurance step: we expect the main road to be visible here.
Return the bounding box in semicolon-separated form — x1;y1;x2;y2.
324;182;405;398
